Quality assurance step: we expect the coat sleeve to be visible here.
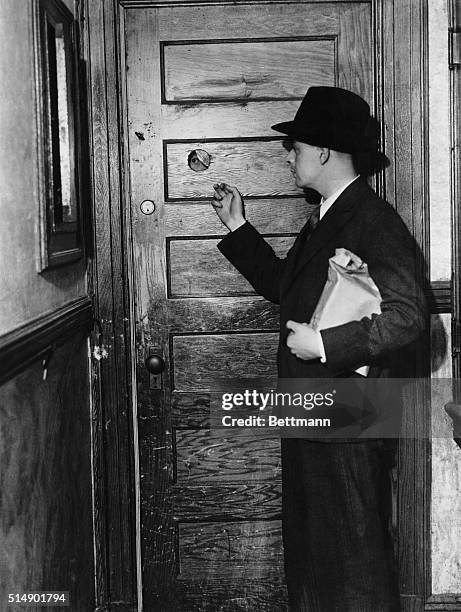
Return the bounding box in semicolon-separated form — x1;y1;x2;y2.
217;221;286;304
320;206;428;373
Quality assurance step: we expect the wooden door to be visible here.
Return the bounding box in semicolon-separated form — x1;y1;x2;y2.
124;3;372;609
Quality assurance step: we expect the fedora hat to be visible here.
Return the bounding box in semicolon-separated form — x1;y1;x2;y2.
271;86;371;153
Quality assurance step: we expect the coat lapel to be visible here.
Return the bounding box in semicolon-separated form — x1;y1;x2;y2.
281;218;311;285
282;179;366;294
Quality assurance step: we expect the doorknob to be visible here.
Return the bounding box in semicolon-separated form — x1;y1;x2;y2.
145;353;165;374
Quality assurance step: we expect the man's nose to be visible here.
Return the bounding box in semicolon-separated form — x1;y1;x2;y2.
286;149;295;164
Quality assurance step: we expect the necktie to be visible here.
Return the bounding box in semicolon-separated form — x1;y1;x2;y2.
307;204;321;233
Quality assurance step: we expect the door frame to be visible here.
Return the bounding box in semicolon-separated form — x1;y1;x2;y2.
83;1;443;610
450;0;461;383
80;0;138;610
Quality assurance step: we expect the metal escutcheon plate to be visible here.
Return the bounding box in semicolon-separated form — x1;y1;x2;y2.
140;199;156;215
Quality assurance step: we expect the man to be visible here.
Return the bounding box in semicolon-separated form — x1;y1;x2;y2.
211;87;427;611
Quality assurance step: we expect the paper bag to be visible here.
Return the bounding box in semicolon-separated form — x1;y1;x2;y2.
310;248;382;331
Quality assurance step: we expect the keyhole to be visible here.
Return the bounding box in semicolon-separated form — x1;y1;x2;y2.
188;149;211;172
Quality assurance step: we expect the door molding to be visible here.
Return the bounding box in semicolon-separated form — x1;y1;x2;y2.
85;1;435;610
450;0;461;380
379;2;431;612
81;0;138;610
120;0;369;6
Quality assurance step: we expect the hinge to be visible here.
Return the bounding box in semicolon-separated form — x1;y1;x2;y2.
449;29;461;69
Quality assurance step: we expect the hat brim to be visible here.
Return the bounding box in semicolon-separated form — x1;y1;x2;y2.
271;121;295;136
271;119;371;153
271;121;315;146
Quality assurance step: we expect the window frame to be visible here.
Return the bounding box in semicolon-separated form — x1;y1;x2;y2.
33;0;84;270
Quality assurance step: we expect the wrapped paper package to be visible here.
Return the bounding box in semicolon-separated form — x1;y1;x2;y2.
309;248;383;421
310;248;382;332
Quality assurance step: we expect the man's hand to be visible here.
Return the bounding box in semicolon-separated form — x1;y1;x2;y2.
211;183;246;231
286;320;322;360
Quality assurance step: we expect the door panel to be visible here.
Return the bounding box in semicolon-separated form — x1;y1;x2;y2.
164;199;308;235
161;102;300;138
173;481;282;522
172;333;279;390
162;39;335;101
175;430;281;482
125;3;372;608
165;140;303;199
178;520;284;577
168;237;295;297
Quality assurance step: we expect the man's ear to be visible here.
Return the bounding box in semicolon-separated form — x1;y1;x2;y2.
319;147;330;165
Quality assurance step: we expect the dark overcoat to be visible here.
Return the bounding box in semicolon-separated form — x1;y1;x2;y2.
217;178;428;611
218;178;427;380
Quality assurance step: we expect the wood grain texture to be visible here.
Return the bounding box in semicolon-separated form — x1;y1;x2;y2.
172;332;279;391
155;3;338;41
125;8;178;605
337;4;372;107
172;483;281;522
83;2;110;606
165;575;289;612
160;101;302;139
168;296;280;332
176;429;281;484
171;391;211;427
165;140;303;200
124;3;377;610
163;39;335;102
164;198;310;236
100;0;432;610
156;3;338;40
178;520;284;578
168;236;295;298
0;334;94;610
388;0;431;609
86;0;138;608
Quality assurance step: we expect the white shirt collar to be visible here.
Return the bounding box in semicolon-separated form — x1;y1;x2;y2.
319;176;360;220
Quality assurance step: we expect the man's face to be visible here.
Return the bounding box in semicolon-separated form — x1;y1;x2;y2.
286;140;322;189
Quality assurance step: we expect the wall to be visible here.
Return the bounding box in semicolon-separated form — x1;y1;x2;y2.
0;0;86;336
428;0;461;595
0;0;95;608
0;334;94;610
429;0;451;282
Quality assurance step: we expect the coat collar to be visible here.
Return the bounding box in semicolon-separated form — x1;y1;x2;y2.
282;178;368;293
